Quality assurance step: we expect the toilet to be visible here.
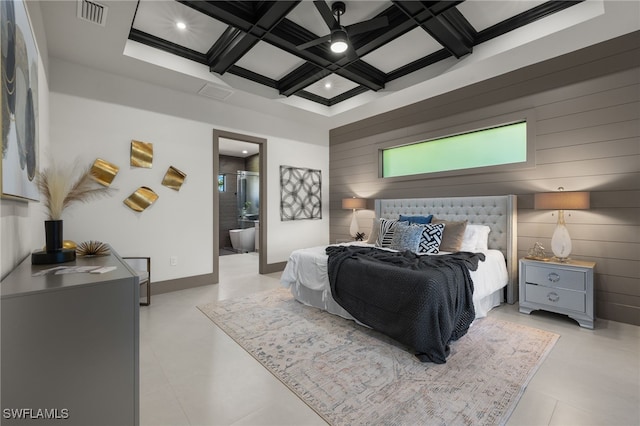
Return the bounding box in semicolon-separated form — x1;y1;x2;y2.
229;227;256;252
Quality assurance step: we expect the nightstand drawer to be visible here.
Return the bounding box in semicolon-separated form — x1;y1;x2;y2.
525;284;585;312
525;265;586;291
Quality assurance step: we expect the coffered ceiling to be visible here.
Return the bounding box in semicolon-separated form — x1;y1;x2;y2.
39;0;639;126
127;0;582;108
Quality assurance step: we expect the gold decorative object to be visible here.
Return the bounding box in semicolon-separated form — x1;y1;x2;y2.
76;240;110;257
63;240;77;250
42;240;77;252
525;242;551;261
130;140;153;168
123;186;158;212
162;166;187;191
90;158;119;186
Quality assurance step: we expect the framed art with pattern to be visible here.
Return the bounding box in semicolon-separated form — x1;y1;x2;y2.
1;0;40;201
280;165;322;221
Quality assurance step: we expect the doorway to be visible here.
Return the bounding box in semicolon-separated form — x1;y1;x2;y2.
212;130;267;283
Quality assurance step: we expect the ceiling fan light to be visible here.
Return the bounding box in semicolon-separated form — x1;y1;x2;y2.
330;30;348;53
331;41;348;53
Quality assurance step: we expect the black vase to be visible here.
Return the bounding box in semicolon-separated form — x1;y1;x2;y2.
45;220;63;253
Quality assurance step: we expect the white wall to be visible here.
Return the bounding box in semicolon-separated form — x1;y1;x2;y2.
0;1;51;279
46;59;329;282
267;139;330;263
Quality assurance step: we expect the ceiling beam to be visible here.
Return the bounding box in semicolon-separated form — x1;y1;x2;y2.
278;62;332;96
475;1;584;44
128;28;207;65
181;1;301;74
347;6;421;59
392;0;472;58
268;7;413;96
206;27;256;74
267;18;387;95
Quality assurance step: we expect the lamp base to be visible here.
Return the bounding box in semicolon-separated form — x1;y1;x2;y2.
552;256;571;263
32;249;76;265
551;213;573;260
349;210;359;238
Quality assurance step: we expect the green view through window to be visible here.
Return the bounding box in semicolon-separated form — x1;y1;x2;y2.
382;121;527;178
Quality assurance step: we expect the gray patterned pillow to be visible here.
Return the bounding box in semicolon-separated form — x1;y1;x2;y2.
375;218;407;247
390;224;423;252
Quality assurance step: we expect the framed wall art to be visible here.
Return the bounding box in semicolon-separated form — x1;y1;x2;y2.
280;165;322;221
1;0;40;201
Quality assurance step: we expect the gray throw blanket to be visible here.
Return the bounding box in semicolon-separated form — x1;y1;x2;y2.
326;246;484;363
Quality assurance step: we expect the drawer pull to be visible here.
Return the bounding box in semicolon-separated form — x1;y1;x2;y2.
547;292;560;302
547;272;560;283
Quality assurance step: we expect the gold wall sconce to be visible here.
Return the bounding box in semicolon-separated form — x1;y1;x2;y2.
124;186;158;212
130;140;153;168
162;166;187;191
90;158;119;186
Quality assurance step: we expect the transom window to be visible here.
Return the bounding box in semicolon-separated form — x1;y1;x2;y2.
381;121;528;178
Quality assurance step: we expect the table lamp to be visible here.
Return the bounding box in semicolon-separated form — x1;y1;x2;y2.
342;197;367;238
534;187;590;262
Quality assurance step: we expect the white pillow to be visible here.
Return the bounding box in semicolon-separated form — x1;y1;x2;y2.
367;218;380;244
474;225;491;250
461;225;491;251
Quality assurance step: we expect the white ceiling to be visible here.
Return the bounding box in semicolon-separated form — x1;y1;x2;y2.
38;1;640;133
219;138;259;158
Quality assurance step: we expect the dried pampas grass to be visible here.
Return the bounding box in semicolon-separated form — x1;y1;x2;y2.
36;160;114;220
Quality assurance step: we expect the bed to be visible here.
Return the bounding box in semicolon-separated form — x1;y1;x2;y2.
281;195;518;362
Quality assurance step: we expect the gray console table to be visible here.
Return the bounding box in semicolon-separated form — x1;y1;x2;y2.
1;251;139;425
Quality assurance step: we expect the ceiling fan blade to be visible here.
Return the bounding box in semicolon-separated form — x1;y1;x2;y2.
297;34;332;50
345;45;359;62
314;1;338;30
345;16;389;36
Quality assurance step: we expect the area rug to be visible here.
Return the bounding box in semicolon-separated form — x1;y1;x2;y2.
198;288;559;426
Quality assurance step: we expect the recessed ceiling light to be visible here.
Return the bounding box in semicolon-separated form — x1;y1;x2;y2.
176;21;186;30
324;82;332;89
242;150;248;154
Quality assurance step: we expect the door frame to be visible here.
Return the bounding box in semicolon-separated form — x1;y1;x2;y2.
212;129;267;282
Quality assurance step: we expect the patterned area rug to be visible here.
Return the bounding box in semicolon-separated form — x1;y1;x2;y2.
198;288;558;426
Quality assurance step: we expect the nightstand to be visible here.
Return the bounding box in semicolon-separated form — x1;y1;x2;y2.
519;258;595;329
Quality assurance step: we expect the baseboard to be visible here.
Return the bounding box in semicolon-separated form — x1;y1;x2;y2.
262;261;287;274
151;273;216;295
151;261;287;295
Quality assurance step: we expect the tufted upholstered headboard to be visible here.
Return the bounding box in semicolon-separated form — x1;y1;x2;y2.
375;195;518;304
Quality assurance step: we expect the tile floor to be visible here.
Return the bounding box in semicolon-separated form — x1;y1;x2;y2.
140;253;640;426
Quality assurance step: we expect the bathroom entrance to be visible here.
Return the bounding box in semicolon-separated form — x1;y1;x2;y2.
220;170;259;254
212;130;267;279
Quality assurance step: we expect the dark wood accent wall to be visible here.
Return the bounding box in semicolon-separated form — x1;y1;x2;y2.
329;32;640;325
246;154;259;172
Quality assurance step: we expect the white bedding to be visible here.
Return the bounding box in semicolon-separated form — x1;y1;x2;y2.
281;242;509;320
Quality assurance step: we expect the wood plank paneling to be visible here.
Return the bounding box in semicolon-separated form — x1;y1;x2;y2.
329;32;640;326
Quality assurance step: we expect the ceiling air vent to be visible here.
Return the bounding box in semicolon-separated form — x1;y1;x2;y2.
77;0;108;26
198;83;234;101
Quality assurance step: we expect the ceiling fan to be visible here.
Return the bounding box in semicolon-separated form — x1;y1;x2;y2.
297;1;389;55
